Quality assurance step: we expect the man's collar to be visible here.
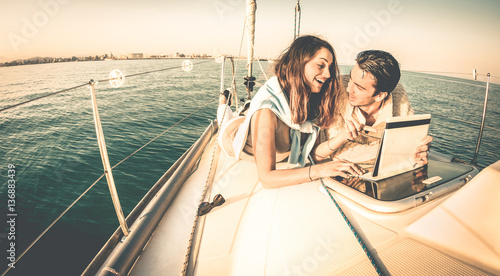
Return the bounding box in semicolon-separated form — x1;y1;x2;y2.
347;93;394;127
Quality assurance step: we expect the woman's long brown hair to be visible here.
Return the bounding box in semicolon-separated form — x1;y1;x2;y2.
274;35;341;129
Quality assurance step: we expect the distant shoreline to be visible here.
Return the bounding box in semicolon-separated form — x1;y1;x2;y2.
0;55;271;68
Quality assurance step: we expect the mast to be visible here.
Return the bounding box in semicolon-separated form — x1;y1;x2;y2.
294;0;301;39
244;0;256;100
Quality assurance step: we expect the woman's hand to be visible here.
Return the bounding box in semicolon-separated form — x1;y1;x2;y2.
415;135;433;166
312;159;366;179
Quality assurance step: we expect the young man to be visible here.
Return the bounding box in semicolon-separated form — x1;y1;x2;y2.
318;50;431;166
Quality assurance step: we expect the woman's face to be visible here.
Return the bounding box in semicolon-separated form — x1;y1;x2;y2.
304;47;333;93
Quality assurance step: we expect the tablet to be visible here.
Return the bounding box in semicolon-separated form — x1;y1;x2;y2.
361;114;431;181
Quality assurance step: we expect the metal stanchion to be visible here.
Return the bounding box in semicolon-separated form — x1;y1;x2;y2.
88;79;129;237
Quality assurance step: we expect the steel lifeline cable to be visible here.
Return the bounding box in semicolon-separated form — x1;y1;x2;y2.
0;60;213;113
0;59;216;275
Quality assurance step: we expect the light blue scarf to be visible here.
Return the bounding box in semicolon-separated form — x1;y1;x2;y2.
233;77;319;167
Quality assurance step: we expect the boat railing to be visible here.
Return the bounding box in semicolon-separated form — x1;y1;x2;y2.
0;59;220;276
88;78;129;237
472;73;492;165
0;60;498;275
402;70;497;167
86;120;218;276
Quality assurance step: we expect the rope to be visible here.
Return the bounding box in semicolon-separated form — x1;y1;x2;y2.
180;21;246;271
180;121;219;276
293;0;301;39
179;12;266;268
309;156;385;276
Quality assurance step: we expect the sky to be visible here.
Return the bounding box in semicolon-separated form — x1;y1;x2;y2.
1;0;499;82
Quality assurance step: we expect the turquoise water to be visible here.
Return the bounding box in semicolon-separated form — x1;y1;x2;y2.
1;59;499;275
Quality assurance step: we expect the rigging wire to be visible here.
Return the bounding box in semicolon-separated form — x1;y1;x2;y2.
226;12;268;103
243;29;270;82
0;13;266;270
2;94;219;275
404;71;500;132
0;83;88;113
244;37;270;82
1;17;496;272
407;70;471;76
111;95;218;169
0;60;213;113
114;59;211;79
256;58;269;81
407;69;498;79
404;70;498;84
228;14;248;94
413;109;500;133
403;71;492;88
0;65;218;275
242;17;269;82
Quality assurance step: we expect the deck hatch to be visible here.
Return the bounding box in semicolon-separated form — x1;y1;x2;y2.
323;160;478;212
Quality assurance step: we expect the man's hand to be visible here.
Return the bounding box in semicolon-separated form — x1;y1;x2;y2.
344;116;377;141
415;135;433;166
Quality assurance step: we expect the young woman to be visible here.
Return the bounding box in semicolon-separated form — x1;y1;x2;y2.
219;35;365;189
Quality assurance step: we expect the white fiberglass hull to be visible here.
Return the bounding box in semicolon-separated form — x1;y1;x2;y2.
92;123;500;276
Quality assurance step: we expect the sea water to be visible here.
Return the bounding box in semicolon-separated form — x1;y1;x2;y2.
0;59;499;275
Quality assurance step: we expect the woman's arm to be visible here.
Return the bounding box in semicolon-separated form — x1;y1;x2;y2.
251;109;364;189
311;132;348;162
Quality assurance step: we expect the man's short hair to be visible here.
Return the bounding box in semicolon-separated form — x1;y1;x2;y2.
356;50;400;94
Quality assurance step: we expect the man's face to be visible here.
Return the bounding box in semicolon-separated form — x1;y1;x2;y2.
346;63;384;108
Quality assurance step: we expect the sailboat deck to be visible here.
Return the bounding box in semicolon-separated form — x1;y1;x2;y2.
121;134;498;276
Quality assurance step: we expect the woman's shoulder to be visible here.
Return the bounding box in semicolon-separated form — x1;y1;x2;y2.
250;108;279;133
251;108;278;121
